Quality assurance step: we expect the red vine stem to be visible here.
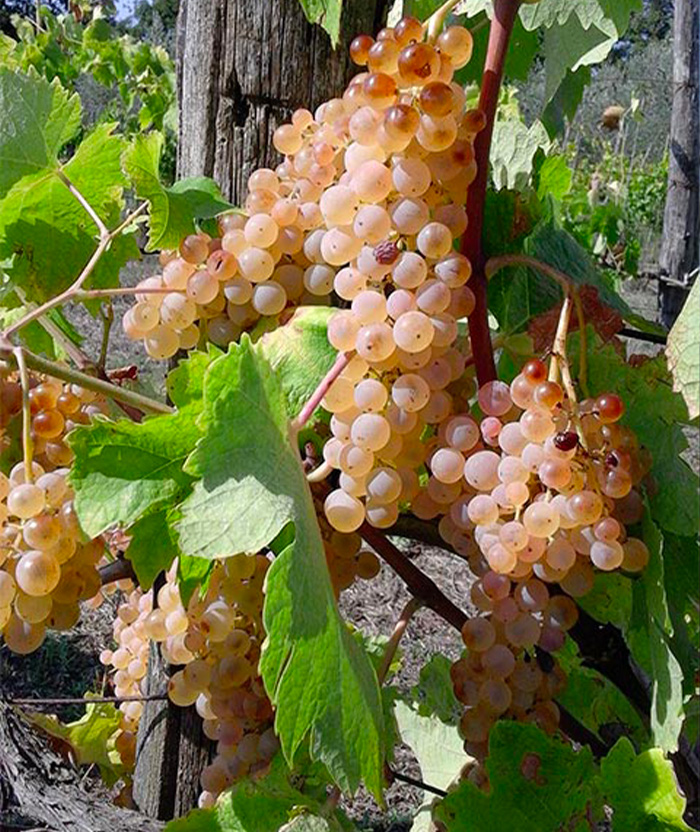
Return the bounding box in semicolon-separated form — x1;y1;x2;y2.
460;0;522;386
377;597;422;684
291;351;351;432
360;523;468;632
99;557;137;585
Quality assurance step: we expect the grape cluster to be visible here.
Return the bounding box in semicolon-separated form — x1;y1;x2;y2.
316;504;382;595
103;555;277;808
418;362;651;787
0;375;109;654
121;16;481;377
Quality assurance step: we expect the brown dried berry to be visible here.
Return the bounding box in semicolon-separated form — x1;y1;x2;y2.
373;240;400;265
553;431;578;452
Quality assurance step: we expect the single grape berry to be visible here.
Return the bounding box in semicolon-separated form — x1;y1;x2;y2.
595;393;624;423
553;431;578;452
349;34;374;65
522;358;547;383
373;240;400;265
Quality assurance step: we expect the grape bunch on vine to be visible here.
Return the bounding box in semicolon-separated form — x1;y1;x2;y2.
0;0;697;830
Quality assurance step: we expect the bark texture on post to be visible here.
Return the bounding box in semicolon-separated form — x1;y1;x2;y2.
177;0;389;202
659;0;699;327
0;698;162;832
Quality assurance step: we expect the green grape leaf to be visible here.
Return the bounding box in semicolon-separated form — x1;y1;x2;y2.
454;12;539;85
26;696;125;786
540;13;614;103
123;132;233;251
433;722;601;831
175;340;384;797
555;638;649;749
0;68;81;198
666;279;700;421
164;756;326;832
178;555;215;607
258;306;337;420
0;124;138;303
519;0;640;33
296;0;343;46
542;67;590;136
567;332;699;537
68;409;199;538
490;120;550;191
577;572;634;631
394;702;465;832
166;347;222;409
662;535;700;695
125;509;178;589
626;511;685;753
487;219;639;336
410;653;462;724
0;304;60;359
536;155;572;201
601;738;693;831
518;0;641;115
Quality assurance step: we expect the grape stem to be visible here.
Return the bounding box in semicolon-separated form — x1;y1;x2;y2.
291;351;352;432
14;347;34;484
424;0;461;42
550;296;590;452
1;694;168;707
14;285;92;370
0;349;173;415
460;0;523;386
2;192;148;341
485;254;589;390
359;523;468;632
377;597;422;684
98;303;114;372
306;459;333;483
99;557;137;585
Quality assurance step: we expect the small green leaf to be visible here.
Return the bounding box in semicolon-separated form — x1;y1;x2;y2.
0;68;81;197
175;340;385;796
394;701;464;831
626;511;685;753
178;555;215;607
26;696;125;786
433;722;601;831
555;639;648;749
68;409;199;538
666;279;700;421
410;654;462;724
258;306;338;420
536;156;572;201
601;738;693;831
296;0;343;45
123;132;233;251
490;120;550;191
126;509;178;589
0;124;138;303
164;756;326;832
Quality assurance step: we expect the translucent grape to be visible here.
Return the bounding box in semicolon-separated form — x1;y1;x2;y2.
355;323;395;362
464;451;500;491
351;413;391;452
354;378;388;412
324;490;365;533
